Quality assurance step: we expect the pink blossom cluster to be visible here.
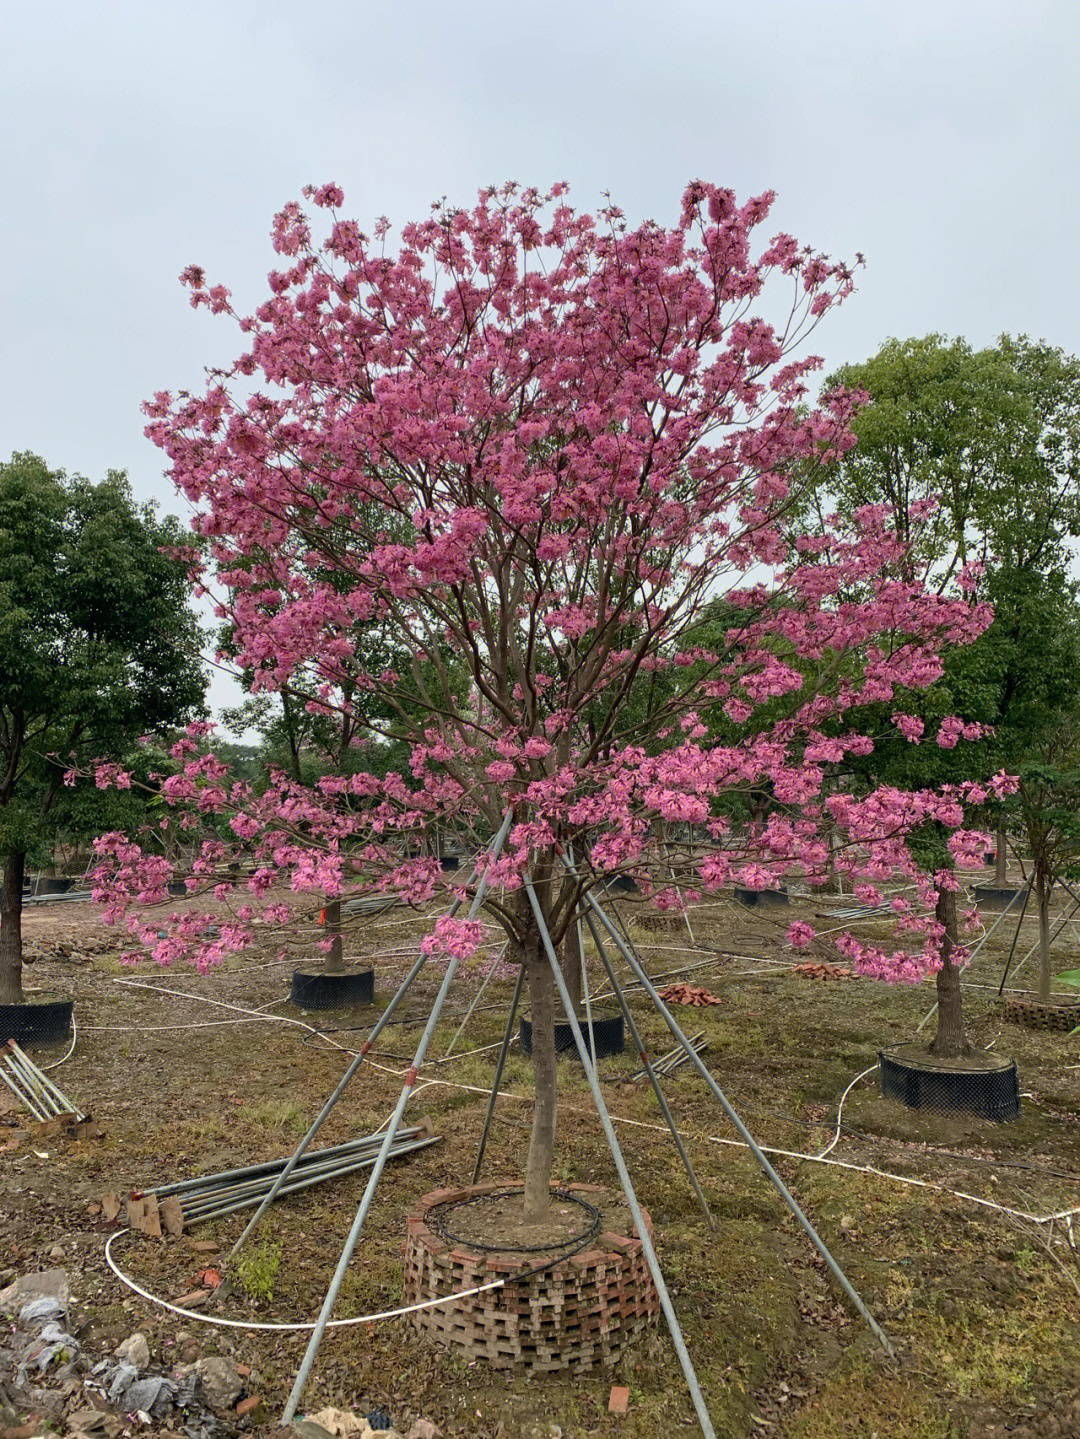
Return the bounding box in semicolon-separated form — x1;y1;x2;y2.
88;182;1007;981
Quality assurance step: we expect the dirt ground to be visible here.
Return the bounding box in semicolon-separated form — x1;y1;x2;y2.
3;871;1080;1439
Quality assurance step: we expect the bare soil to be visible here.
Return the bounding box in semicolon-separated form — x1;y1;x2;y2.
429;1188;631;1254
3;870;1080;1438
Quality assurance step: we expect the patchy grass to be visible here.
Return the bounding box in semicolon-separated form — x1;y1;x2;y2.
5;884;1080;1436
239;1098;309;1135
235;1237;283;1303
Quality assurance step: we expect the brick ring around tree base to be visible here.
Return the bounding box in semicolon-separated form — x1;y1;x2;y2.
402;1182;660;1373
1003;993;1080;1032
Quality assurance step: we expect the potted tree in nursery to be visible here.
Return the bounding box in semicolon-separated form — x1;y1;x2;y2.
1003;706;1080;1029
95;182;998;1387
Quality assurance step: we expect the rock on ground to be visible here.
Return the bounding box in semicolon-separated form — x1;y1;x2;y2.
113;1332;149;1372
0;1269;70;1314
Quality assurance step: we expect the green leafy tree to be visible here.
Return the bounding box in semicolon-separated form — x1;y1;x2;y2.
1000;595;1080;1002
803;335;1080;1051
0;454;206;1003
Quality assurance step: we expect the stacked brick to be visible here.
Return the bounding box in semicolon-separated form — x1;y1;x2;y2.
1004;994;1080;1031
402;1182;660;1373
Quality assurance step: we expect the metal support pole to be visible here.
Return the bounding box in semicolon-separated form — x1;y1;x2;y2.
581;907;715;1230
523;879;717;1439
281;938;468;1422
471;963;525;1185
567;850;597;1064
1004;894;1080;989
664;832;696;947
572;866;894;1358
5;1054;60;1116
228;948;429;1257
280;812;514;1425
231;815;513;1259
147;1131;423;1200
184;1138;441;1224
997;883;1033;996
445;942;509;1055
0;1061;47;1120
181;1142;410;1212
579;909;597;1064
9;1042;80;1118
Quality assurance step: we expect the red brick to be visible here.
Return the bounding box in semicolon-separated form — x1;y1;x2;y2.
608;1386;630;1416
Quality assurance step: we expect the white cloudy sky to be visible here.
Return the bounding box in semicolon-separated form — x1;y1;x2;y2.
2;0;1077;724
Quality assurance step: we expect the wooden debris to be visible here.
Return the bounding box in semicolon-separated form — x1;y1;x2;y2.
791;961;853;981
656;983;721;1007
174;1288;210;1308
126;1194;162;1238
160;1195;185;1236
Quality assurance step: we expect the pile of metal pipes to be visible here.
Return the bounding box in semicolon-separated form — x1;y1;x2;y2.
0;1040;84;1121
135;1125;440;1227
631;1032;708;1082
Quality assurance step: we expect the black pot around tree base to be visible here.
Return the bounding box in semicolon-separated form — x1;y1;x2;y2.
0;997;74;1046
734;885;790;909
972;883;1029;911
520;1010;625;1060
34;877;74;896
879;1042;1020;1122
289;968;375;1010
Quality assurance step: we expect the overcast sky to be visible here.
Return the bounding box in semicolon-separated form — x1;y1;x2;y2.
3;0;1077;723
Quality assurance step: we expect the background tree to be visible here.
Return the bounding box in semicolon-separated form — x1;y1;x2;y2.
96;184;995;1223
1003;598;1080;1002
795;334;1080;1052
0;453;205;1003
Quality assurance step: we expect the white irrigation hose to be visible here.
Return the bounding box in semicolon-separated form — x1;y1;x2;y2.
97;983;508;1064
112;980;359;1056
104;1228;505;1330
815;1064;879;1159
40;1014;78;1072
95;967;1080;1341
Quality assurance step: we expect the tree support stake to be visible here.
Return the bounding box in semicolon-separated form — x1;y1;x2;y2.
568;859;895;1359
523;878;718;1439
230;818;512;1260
279;811;514;1424
580;907;715;1231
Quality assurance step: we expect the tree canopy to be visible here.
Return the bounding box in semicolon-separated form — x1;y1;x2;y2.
0;452;206;1001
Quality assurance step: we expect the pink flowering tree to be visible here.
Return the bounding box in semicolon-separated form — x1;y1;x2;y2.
94;182;999;1220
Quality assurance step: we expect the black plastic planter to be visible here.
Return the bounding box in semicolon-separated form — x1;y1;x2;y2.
973;884;1029;911
167;880;188;897
605;875;638;894
520;1010;625;1060
289;968;374;1010
34;877;74;896
733;885;790;910
440;855;461;872
0;998;74;1046
879;1043;1020;1122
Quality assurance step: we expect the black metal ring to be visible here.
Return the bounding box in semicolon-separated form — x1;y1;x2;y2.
427;1186;602;1254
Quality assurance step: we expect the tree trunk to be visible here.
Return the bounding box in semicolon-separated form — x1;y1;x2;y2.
994;820;1008;887
523;930;557;1223
1036;862;1053;1004
823;819;839;894
560;919;583;1017
0;851;26;1005
321;899;344;975
929;885;970;1058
